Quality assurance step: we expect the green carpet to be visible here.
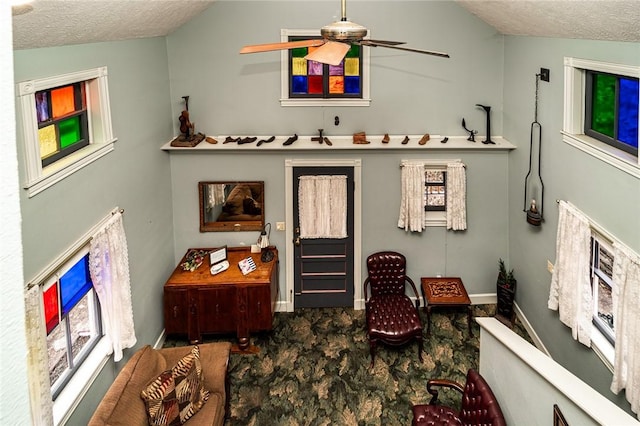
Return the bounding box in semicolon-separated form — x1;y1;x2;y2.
164;305;530;425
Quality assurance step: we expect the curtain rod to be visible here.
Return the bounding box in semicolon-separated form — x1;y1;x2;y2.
26;207;124;290
399;159;462;168
555;199;620;247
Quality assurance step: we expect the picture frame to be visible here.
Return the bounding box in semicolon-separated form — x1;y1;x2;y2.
209;246;228;265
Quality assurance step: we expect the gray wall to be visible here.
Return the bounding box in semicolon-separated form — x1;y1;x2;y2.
503;36;640;415
168;150;510;295
13;37;177;424
165;0;510;295
166;1;504;137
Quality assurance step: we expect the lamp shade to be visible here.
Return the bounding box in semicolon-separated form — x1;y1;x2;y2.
257;223;271;248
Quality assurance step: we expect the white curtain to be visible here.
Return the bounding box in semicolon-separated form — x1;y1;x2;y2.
298;175;347;239
24;285;54;426
397;162;425;232
446;162;467;231
610;242;640;419
548;201;593;346
89;212;136;362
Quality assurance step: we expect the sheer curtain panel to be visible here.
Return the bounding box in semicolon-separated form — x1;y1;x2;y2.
24;285;54;426
446;162;467;231
298;175;347;239
547;201;593;346
89;212;136;362
397;162;425;232
610;242;640;419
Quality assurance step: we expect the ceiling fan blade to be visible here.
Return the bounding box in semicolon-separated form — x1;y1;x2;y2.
365;39;406;46
360;40;450;58
240;39;325;54
304;41;351;66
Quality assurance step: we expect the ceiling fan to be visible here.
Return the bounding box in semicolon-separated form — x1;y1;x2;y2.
239;0;450;66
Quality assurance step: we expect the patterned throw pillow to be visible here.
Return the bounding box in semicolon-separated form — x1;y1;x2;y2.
141;346;210;426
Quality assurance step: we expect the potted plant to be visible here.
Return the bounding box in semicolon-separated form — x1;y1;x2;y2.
495;259;516;327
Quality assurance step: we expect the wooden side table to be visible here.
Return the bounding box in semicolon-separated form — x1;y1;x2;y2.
421;277;473;337
163;246;279;352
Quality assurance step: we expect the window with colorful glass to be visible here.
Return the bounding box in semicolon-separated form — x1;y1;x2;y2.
36;82;90;167
289;38;362;98
42;249;102;399
424;170;446;212
585;71;639;157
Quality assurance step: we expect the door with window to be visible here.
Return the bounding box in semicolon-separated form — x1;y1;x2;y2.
293;166;354;308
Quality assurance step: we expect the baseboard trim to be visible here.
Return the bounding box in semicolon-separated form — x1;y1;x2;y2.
191;294;549;356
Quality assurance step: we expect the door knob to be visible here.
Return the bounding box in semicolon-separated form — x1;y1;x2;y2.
294;236;301;246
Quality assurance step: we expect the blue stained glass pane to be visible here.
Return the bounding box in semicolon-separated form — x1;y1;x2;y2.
60;255;92;314
618;78;639;149
292;76;308;94
344;76;360;94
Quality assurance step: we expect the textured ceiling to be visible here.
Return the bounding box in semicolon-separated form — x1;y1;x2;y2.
457;0;640;43
12;1;215;50
11;0;640;50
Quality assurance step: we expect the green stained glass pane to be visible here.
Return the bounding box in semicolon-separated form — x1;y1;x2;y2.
59;116;81;148
591;74;616;138
346;44;359;58
291;47;307;57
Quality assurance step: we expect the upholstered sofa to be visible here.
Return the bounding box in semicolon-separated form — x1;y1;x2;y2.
89;342;231;426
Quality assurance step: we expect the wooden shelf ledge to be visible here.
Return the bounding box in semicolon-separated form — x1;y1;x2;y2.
161;135;516;152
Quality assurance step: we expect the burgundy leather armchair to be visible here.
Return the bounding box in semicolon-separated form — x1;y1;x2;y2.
364;251;423;367
412;368;506;426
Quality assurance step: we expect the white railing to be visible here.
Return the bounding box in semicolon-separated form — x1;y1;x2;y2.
476;317;637;425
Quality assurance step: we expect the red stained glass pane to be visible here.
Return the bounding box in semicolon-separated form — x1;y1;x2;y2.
51;85;76;119
43;284;59;334
308;76;323;94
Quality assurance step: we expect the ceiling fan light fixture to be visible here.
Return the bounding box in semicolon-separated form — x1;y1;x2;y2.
321;20;368;42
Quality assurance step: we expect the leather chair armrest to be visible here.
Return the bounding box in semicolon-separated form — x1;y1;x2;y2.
405;276;421;309
426;378;465;405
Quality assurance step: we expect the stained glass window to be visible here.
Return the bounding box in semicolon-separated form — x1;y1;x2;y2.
35;82;89;167
42;251;102;399
425;170;446;211
289;38;362;99
586;71;639;156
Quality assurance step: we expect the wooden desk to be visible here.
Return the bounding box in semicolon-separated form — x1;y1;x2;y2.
421;277;472;337
164;246;279;351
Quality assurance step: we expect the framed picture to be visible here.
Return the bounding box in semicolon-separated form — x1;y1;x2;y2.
209;245;227;265
553;404;568;426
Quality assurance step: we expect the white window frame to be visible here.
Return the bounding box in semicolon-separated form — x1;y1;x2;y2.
17;67;117;197
563;57;640;179
421;159;462;227
589;232;615;373
280;29;371;107
42;245;111;425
